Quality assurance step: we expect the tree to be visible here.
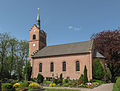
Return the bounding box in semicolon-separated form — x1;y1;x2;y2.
37;73;44;84
16;40;29;80
83;65;88;83
0;33;10;79
92;30;120;82
8;38;18;78
92;58;105;80
23;61;32;81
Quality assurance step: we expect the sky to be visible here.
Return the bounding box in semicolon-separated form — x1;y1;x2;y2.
0;0;120;46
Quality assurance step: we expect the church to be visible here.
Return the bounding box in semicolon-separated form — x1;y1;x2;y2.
29;9;105;80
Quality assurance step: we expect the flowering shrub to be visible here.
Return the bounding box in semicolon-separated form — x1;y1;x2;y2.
77;81;82;85
86;82;92;88
92;82;99;86
13;83;20;88
49;83;56;87
29;82;41;89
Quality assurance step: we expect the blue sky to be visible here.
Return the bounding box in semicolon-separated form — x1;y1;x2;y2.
0;0;120;46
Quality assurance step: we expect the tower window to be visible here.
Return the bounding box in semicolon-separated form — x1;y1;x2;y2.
76;61;80;71
62;61;66;71
39;63;42;72
33;34;36;40
50;62;54;72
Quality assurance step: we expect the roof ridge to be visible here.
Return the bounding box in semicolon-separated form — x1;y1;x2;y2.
47;40;91;47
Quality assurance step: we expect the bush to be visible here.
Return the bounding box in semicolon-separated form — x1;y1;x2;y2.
105;67;112;82
60;73;63;79
23;61;32;81
93;58;105;80
37;73;44;84
112;83;119;91
29;82;42;89
19;81;29;87
13;83;20;88
49;83;56;87
2;83;15;91
116;77;120;91
83;65;88;83
79;74;84;82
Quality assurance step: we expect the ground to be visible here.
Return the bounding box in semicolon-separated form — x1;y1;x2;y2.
44;83;113;91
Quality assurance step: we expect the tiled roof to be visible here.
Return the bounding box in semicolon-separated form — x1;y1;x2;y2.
32;40;93;58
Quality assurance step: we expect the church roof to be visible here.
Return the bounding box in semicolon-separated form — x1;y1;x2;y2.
32;40;93;58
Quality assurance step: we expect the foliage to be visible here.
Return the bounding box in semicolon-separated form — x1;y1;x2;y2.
0;33;29;80
112;83;119;91
37;73;44;84
60;73;63;79
2;83;15;91
13;83;20;88
83;65;88;83
94;80;106;84
116;77;120;91
92;58;105;80
19;81;29;87
23;61;32;81
49;83;56;87
92;30;120;82
29;82;41;89
16;87;28;91
79;74;84;82
105;67;112;82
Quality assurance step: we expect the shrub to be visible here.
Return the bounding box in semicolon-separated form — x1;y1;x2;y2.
112;83;119;91
37;73;44;84
116;77;120;91
83;65;88;83
60;73;63;79
79;74;84;82
13;83;20;88
19;81;29;87
2;83;15;91
49;83;56;87
23;61;32;81
92;58;105;80
29;82;41;89
105;67;112;82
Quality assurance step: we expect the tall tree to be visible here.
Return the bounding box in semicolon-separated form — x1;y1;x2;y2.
16;40;29;80
8;38;18;77
92;30;120;82
0;33;10;78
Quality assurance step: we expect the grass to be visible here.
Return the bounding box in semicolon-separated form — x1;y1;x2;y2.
45;89;80;91
112;83;119;91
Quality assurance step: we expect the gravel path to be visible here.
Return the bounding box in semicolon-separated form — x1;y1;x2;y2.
43;83;113;91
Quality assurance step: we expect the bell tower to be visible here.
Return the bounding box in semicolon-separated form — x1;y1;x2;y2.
29;8;47;63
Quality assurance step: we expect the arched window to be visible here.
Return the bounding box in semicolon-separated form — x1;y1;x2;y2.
33;34;36;40
76;61;80;71
39;63;42;72
50;62;54;72
62;61;66;71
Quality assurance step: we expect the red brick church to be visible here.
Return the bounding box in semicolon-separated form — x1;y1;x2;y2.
29;9;105;80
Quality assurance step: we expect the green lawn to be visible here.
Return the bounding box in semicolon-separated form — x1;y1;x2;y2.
45;89;80;91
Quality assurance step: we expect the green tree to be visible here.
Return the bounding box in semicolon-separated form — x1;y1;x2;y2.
91;30;120;82
37;73;44;84
0;33;10;79
92;58;105;80
83;65;88;83
23;61;32;81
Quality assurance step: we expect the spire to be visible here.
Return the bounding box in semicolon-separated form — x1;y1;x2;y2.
37;8;40;29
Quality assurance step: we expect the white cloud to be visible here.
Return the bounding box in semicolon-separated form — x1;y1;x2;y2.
68;25;81;31
68;26;73;30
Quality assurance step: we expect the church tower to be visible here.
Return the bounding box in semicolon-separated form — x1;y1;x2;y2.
29;8;47;63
